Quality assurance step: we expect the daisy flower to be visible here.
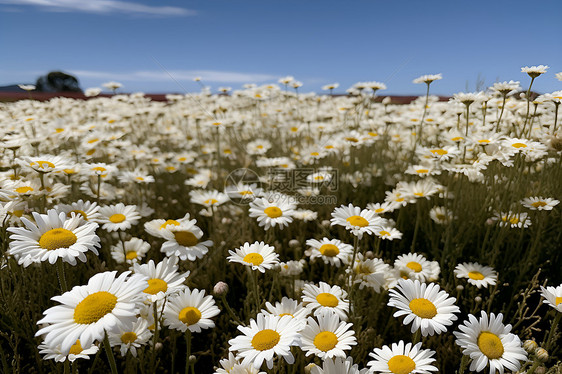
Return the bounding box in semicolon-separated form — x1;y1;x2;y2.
133;256;189;302
330;203;383;239
227;241;279;273
22;155;72;174
310;357;368;374
228;313;301;370
162;287;220;333
521;65;549;78
413;74;442;84
454;311;527;374
305;237;353;267
261;297;309;331
159;219;213;261
429;206;454;225
215;352;265;374
394;253;434;283
36;271;148;353
118;169;155;185
539;285;562;312
492;211;531;229
454;262;498;289
38;339;99;363
300;310;357;360
249;197;296;230
189;189;229;208
7;209;100;267
55;200;101;223
375;227;403;241
302;282;350;321
98;203;141;232
367;340;437;374
388;279;460;336
225;183;263;203
110;237;151;264
520;197;559;211
144;213;192;239
366;201;395;214
108;316;152;357
352;253;389;292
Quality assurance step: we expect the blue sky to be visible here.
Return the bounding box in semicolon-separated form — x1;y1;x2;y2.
1;0;561;95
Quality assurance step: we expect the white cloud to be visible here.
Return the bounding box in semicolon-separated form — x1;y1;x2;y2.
0;0;195;16
69;69;279;83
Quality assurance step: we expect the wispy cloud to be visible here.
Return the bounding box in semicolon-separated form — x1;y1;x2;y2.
69;69;279;83
0;0;195;16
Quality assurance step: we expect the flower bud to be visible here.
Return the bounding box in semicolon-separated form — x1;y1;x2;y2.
523;340;538;353
213;281;229;296
154;342;163;351
321;220;331;228
304;363;318;374
189;355;197;364
456;285;464;292
289;239;300;248
535;347;548;362
474;296;482;304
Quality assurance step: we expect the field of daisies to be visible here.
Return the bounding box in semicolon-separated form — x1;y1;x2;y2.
0;66;561;374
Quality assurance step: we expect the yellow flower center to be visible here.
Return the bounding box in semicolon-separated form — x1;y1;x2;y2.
413;192;424;197
355;263;372;275
39;228;77;251
243;253;264;266
379;230;391;236
451;136;463;141
318;244;340;257
251;329;280;351
109;213;126;223
555;297;562;305
416;169;429;174
406;261;422;272
279;313;294;317
387;355;416;374
345;137;359;142
144;279;168;295
409;298;437;319
204;198;218;205
509;217;520;225
31;160;55;169
310;151;320;156
511;142;527;148
430;149;448;156
478;139;491;144
92;166;106;172
346;215;369;227
73;291;118;324
313;331;338;352
531;201;547;208
316;293;339;307
68;210;88;220
468;271;485;280
159;219;180;229
239;190;253;196
178;307;202;325
88;138;99;144
15;186;33;194
174;231;199;247
121;332;137;344
264;206;283;218
478;332;504;359
125;250;138;260
69;340;83;355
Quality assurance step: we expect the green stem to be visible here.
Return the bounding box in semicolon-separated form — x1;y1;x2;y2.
220;295;243;325
458;355;469;374
495;94;507;132
412;329;421;344
56;258;68;292
103;333;118;374
185;330;192;374
521;77;536;136
348;236;359;316
544;312;561;351
410;202;422;253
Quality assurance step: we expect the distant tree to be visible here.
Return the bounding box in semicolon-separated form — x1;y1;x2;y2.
35;71;82;93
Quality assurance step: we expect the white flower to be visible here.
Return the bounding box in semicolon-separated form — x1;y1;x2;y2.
38;339;99;362
302;282;349;321
159;218;213;261
227;241;279;273
454;311;527;374
162;287;220;333
388;279;460;336
98;203;141;232
539;285;562;312
249;197;296;230
521;65;549;77
305;237;353;267
108;317;152;357
7;209;100;267
367;340;437;374
36;271;148;354
520;197;559;211
228;313;301;370
133;256;190;302
413;74;442;85
454;263;498;289
300;310;357;360
330;203;383;239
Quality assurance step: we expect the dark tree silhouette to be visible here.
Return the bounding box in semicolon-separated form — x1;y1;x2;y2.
35;71;82;93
